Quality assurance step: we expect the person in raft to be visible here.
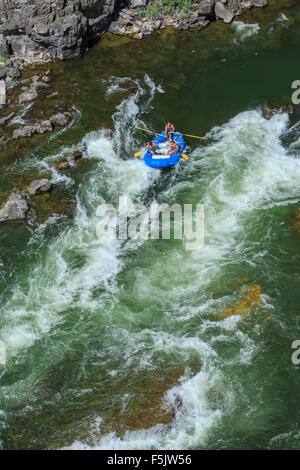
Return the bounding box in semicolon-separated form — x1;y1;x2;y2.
167;141;179;156
165;122;175;141
146;141;157;155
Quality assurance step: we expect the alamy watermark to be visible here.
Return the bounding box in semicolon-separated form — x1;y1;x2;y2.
291;80;300;105
291;340;300;365
0;341;6;365
96;196;204;251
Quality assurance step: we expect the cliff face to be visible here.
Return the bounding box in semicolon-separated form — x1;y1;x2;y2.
0;0;118;62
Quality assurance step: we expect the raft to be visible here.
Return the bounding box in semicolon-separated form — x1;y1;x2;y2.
143;131;186;169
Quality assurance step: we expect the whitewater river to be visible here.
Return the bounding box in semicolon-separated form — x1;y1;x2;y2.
1;0;300;450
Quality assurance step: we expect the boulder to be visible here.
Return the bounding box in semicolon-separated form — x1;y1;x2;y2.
19;88;38;103
109;21;125;35
261;103;293;120
12;120;53;139
197;0;215;17
0;79;6;105
57;161;70;170
5;66;21;79
35;120;53;134
0;67;6;80
12;125;36;139
215;2;235;23
0;112;15;126
46;91;58;99
73;151;83;161
131;0;148;7
50;113;68;127
27;179;52;196
252;0;267;6
0;192;29;223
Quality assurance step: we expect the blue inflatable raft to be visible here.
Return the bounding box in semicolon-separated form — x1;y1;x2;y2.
143;131;186;169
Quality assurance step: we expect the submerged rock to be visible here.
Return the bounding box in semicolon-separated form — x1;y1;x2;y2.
50;113;68;127
27;179;53;196
218;284;262;320
262;102;294;120
288;207;300;233
57;161;70;171
0;192;29;223
72;151;83;161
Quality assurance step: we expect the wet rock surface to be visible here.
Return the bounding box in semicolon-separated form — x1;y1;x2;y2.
261;102;294;120
12;112;71;140
0;0;269;65
0;192;29;223
289;207;300;233
108;0;268;37
27;179;53;196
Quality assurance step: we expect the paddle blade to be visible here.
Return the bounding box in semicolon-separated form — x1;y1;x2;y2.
181;154;189;160
134;151;143;157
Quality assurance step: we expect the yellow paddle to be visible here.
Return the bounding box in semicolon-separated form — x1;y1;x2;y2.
134;126;208;140
180;133;208;140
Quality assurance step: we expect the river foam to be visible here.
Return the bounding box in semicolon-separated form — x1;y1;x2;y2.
65;108;300;450
1;74;300;450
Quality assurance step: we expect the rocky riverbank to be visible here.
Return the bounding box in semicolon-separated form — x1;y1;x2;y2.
0;0;269;116
0;1;268;88
109;0;267;38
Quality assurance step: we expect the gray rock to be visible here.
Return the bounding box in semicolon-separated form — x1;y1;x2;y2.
215;2;235;23
0;112;15;126
13;120;53;139
0;67;6;80
57;161;70;170
35;120;53;134
198;17;210;28
109;21;125;35
5;77;19;89
19;88;38;103
13;125;36;139
0;79;6;104
32;81;48;89
50;113;68;127
131;0;148;7
0;0;118;62
240;0;253;10
46;91;58;99
252;0;267;6
34;23;49;36
27;179;52;196
5;66;21;79
0;192;29;223
197;0;215;16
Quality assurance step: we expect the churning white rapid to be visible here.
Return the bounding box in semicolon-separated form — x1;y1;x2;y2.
66;94;300;448
0;76;161;356
1;74;300;450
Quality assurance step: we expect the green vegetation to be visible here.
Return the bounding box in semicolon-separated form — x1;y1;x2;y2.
0;49;10;65
135;0;198;21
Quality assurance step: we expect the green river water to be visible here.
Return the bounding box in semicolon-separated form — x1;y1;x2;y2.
1;0;300;450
